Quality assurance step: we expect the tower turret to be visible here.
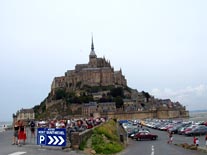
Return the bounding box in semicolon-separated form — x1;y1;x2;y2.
89;36;97;59
89;36;97;67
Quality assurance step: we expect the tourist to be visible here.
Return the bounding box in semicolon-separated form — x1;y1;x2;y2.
18;120;26;146
12;120;20;145
195;137;199;147
167;131;173;144
29;120;35;140
193;136;196;146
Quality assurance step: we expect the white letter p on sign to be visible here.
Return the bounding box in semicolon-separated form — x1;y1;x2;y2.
40;135;45;144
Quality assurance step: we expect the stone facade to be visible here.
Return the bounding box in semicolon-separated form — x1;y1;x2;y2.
16;108;35;121
101;110;189;120
82;102;98;117
37;38;189;120
51;38;127;92
98;102;116;113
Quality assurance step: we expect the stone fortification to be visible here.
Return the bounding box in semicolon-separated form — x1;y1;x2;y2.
34;37;189;120
51;37;126;93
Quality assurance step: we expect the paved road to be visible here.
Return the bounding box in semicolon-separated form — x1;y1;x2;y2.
1;127;207;155
119;127;207;155
0;129;85;155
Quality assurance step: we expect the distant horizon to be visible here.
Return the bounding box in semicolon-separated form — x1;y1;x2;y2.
189;109;207;112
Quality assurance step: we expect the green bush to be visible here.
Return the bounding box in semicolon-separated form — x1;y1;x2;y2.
91;119;123;154
79;139;87;150
95;126;117;141
92;140;123;154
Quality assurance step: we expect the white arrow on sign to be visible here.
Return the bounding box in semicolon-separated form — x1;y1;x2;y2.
58;136;65;145
48;136;54;145
53;136;59;145
47;136;65;145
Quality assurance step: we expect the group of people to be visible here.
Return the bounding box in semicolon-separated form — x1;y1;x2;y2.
193;136;200;146
12;120;26;145
12;120;36;146
194;135;207;148
167;131;207;148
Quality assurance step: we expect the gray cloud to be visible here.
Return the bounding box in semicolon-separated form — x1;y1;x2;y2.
150;84;207;110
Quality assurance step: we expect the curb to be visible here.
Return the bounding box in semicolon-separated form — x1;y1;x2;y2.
197;147;207;153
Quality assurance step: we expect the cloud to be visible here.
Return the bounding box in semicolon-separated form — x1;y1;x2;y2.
150;84;207;110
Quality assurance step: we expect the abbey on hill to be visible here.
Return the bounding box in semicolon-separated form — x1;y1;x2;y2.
33;38;189;120
51;37;126;92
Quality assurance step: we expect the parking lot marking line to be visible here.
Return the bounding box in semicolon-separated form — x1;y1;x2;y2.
151;145;154;155
8;151;26;155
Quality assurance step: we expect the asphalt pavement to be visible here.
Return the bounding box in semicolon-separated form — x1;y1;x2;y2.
1;127;207;155
0;129;85;155
118;127;207;155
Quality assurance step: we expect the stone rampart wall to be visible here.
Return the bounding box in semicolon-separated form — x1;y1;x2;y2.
102;110;189;120
71;129;93;149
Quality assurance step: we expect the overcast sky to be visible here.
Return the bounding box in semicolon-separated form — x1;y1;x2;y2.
1;0;207;121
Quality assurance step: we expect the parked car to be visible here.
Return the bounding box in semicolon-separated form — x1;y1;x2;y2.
201;121;207;126
133;132;158;141
129;128;150;138
168;123;188;134
185;125;207;136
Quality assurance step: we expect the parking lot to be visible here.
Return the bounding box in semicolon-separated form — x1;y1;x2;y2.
119;119;207;155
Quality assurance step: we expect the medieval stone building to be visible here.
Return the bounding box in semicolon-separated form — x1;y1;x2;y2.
51;38;127;91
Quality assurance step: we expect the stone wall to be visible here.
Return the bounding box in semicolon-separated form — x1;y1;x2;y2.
156;110;169;119
117;122;128;146
101;110;189;120
71;129;93;149
70;120;128;150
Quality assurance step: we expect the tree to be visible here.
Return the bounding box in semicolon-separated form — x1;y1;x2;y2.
55;89;66;100
114;96;123;108
110;87;124;97
142;91;151;102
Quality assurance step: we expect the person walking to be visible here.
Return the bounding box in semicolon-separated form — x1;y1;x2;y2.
195;137;199;147
18;120;27;146
29;120;35;143
193;136;196;146
205;134;207;148
167;131;173;144
12;120;20;145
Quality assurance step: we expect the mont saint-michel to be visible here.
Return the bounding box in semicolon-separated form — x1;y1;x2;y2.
33;38;189;120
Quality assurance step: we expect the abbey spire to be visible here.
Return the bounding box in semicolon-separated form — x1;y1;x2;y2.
89;35;97;58
91;35;94;51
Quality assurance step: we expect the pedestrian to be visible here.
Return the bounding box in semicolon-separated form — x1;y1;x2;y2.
3;124;6;132
29;120;35;142
12;120;20;145
195;137;199;147
167;131;173;144
193;136;196;146
205;134;207;148
18;120;27;146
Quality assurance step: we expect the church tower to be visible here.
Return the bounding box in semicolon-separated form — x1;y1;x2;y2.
89;36;97;67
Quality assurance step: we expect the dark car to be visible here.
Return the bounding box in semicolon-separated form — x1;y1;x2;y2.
185;125;207;136
128;128;140;137
129;128;150;138
134;132;158;141
201;121;207;126
168;123;188;134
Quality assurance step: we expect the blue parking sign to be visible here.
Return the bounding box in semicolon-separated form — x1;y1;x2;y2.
37;128;66;147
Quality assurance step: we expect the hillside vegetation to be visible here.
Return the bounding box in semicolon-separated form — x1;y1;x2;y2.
89;119;124;154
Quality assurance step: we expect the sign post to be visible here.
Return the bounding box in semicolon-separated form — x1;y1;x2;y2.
37;128;66;147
